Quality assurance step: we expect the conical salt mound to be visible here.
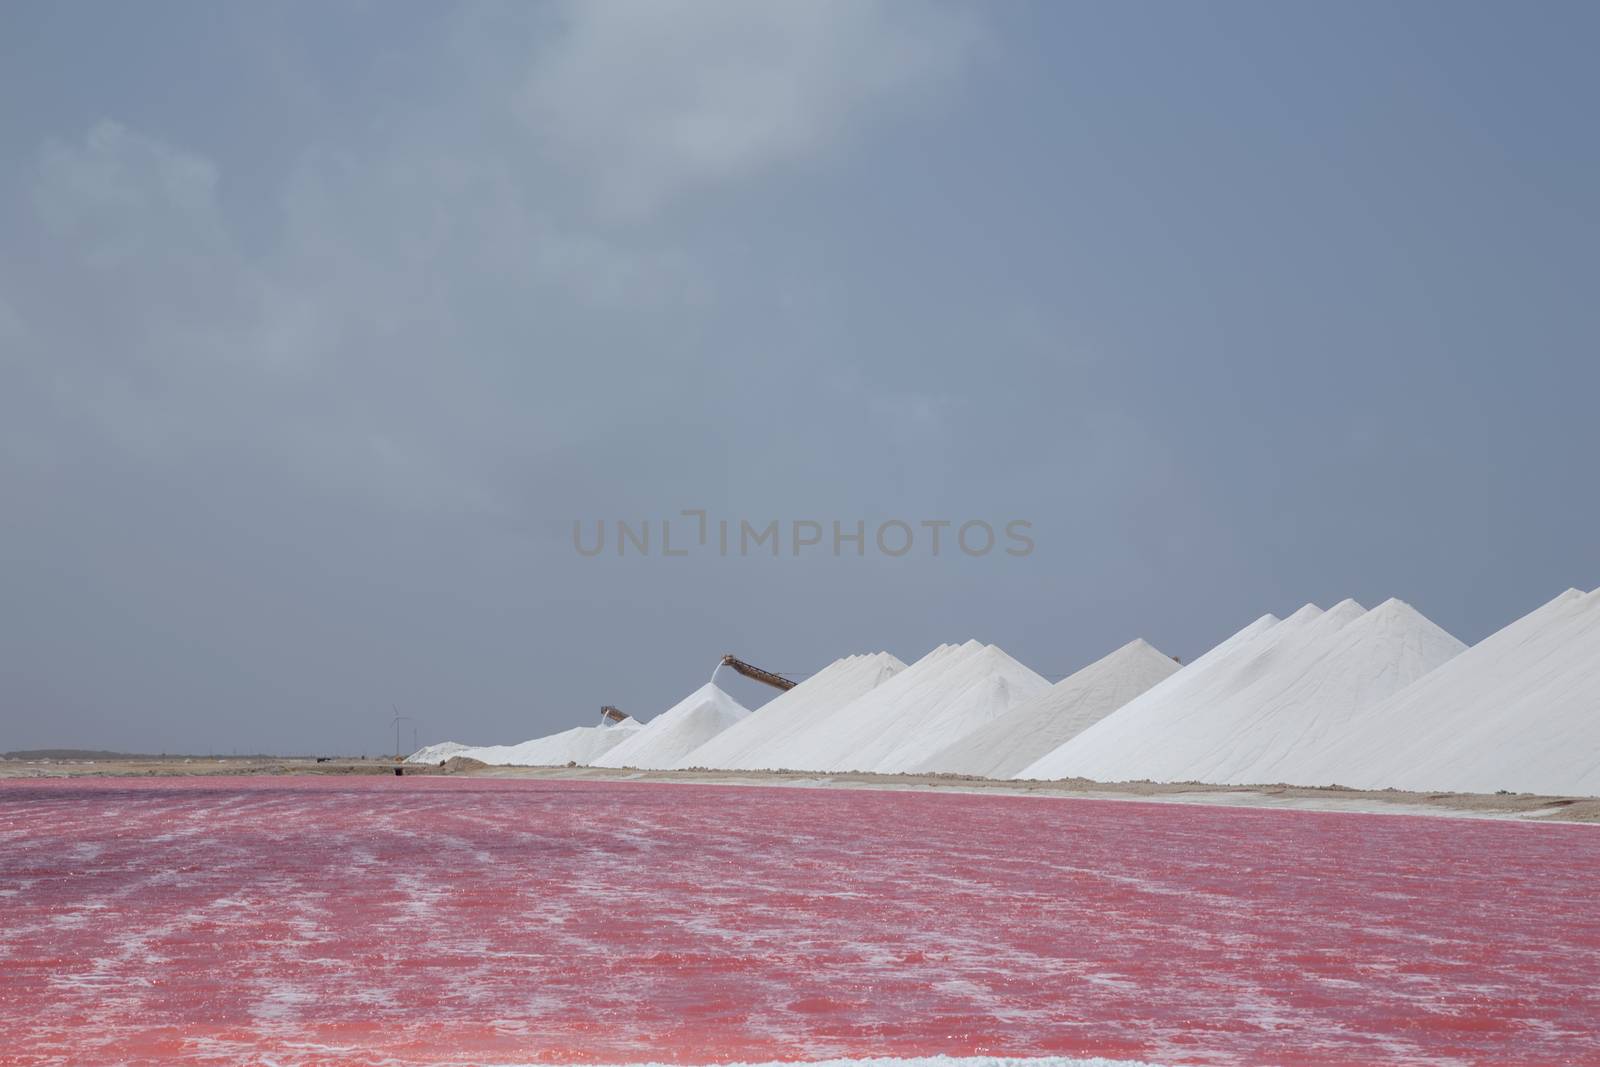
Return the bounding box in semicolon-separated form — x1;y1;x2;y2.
1020;599;1468;785
1188;611;1282;670
913;638;1181;778
418;719;643;766
1153;598;1465;786
1018;601;1361;781
1289;587;1600;795
775;641;1050;773
872;644;1053;773
409;716;643;767
407;741;472;764
768;643;972;772
494;722;645;766
593;683;750;769
674;652;906;770
1212;601;1356;698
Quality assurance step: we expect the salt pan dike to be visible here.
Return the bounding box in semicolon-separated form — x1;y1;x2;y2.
6;778;1599;1066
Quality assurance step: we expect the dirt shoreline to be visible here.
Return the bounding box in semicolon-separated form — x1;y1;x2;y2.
2;754;1595;824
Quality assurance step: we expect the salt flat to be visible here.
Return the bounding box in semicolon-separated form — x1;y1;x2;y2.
6;776;1596;1066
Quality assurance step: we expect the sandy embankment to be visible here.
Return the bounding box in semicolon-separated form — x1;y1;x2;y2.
1;755;1596;823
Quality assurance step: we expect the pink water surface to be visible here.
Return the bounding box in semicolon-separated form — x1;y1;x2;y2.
1;776;1596;1066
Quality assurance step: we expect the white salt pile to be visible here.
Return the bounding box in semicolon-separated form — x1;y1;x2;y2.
1020;599;1466;785
1199;598;1466;786
1019;600;1366;781
673;652;906;770
872;643;1051;773
720;646;964;771
913;638;1181;778
407;741;471;764
1192;601;1362;705
771;641;1050;774
414;718;643;767
1109;600;1459;785
467;721;644;767
1014;606;1313;781
592;683;750;769
409;585;1600;796
1284;587;1600;795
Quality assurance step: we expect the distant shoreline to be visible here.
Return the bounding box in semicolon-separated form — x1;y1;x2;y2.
2;755;1595;825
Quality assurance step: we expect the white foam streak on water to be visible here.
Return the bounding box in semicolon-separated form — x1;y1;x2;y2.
514;1059;1165;1067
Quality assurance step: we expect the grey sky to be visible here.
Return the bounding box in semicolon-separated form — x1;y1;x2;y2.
2;1;1596;754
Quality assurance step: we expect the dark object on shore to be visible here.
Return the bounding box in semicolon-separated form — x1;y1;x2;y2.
394;766;404;776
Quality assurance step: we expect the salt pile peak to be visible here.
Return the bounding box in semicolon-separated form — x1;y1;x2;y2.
872;644;1053;773
1122;597;1463;786
776;640;1050;773
673;652;906;770
407;741;471;764
592;682;750;770
1221;601;1361;696
1240;597;1467;776
1191;612;1282;670
913;637;1182;778
1287;587;1600;795
1167;605;1329;715
750;643;969;771
1017;602;1353;781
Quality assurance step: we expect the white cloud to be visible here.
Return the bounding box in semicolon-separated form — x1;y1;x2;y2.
9;123;271;464
5;116;714;513
521;0;978;219
3;4;981;512
33;120;225;268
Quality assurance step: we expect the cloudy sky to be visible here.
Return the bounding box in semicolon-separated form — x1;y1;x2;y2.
2;1;1597;754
